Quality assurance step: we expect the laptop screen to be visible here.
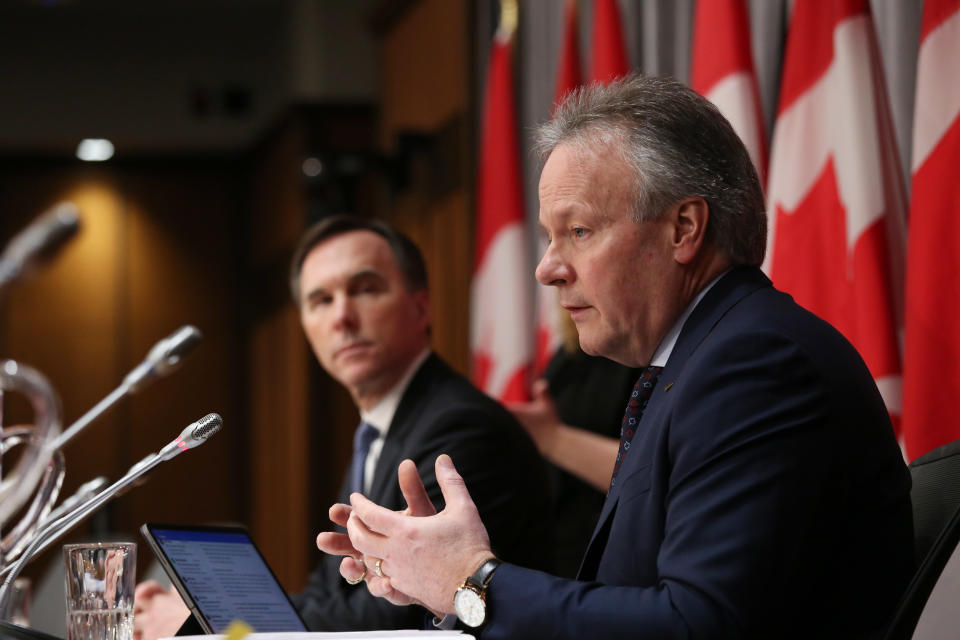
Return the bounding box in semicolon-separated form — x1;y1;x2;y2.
142;524;308;633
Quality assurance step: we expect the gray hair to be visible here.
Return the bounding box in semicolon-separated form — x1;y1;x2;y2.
535;74;766;266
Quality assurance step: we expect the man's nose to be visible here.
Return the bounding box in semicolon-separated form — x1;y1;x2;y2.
331;294;359;330
536;243;570;286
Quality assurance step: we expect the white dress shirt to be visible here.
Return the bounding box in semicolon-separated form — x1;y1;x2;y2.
357;349;431;493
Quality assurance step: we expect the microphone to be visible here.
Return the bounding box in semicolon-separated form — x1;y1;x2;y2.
157;412;223;461
0;413;223;614
50;325;203;450
122;325;203;393
40;477;108;527
0;202;81;291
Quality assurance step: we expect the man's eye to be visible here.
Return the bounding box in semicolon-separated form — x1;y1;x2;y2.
354;282;380;295
572;227;588;238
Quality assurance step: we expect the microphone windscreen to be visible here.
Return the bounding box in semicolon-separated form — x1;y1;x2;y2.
165;325;202;361
2;202;81;270
190;413;222;442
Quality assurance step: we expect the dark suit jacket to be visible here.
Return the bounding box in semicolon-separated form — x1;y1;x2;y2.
482;267;914;639
542;348;641;577
291;353;552;631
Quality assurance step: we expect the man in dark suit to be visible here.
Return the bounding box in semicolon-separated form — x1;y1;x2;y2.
287;215;550;630
132;216;550;637
320;75;914;639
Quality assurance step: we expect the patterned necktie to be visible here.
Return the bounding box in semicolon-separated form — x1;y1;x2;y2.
609;365;663;491
350;421;379;494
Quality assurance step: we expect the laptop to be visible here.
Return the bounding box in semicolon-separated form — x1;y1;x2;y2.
140;523;309;633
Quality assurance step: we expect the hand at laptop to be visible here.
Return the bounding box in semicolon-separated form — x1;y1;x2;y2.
133;580;190;640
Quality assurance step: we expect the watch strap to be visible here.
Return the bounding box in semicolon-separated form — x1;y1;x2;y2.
468;557;501;589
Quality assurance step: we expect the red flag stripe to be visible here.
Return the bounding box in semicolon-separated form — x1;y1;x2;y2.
776;0;865;115
690;0;756;92
766;1;906;434
902;0;960;459
471;30;533;402
589;0;629;84
554;0;583;107
474;36;526;272
921;0;960;39
690;0;768;184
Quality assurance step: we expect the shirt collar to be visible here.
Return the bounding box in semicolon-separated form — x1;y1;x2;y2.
649;269;730;367
360;348;431;437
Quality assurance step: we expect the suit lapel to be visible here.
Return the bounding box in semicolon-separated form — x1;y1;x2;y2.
659;266;769;381
366;355;439;499
576;267;771;579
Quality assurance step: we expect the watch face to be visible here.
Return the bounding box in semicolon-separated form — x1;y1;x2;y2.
454;586;486;627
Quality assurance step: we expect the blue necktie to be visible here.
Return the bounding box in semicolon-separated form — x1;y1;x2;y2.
350;421;379;494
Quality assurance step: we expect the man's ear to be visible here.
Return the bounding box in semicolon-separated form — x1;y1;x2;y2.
670;197;709;265
412;289;431;328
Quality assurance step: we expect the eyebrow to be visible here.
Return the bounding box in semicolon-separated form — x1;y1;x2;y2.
347;269;387;286
302;269;387;303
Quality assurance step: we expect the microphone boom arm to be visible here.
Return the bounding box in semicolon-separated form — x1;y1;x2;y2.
0;413;222;617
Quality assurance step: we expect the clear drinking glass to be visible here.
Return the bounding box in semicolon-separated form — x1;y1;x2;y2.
6;578;30;625
63;542;136;640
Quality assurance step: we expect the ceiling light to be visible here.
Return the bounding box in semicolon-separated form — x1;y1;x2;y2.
76;139;114;162
302;157;323;177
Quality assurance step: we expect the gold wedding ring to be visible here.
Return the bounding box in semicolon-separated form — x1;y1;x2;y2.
374;557;387;579
345;565;367;585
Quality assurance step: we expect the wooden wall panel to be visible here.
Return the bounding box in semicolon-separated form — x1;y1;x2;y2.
249;306;310;591
244;115;313;591
379;0;474;376
380;0;468;150
387;191;472;374
118;170;244;532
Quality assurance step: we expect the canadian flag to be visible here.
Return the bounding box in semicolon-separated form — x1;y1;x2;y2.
902;0;960;459
471;25;533;402
690;0;767;184
764;0;907;433
534;0;583;377
589;0;629;84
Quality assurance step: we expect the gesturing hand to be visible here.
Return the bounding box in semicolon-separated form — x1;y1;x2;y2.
315;456;442;609
346;454;494;616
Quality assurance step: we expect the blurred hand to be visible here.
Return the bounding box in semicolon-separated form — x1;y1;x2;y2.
133;581;189;640
506;378;562;457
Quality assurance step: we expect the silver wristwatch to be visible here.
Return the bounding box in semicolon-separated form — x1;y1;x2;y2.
453;558;501;627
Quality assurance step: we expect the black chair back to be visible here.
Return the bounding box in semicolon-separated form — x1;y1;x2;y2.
882;500;960;639
881;438;960;639
910;439;960;566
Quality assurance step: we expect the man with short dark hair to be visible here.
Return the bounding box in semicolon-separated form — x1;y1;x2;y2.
288;215;551;630
320;76;913;639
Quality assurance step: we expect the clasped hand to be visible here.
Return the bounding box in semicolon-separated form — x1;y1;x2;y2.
316;454;494;617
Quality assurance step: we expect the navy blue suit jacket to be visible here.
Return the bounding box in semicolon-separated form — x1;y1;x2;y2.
482;267;913;639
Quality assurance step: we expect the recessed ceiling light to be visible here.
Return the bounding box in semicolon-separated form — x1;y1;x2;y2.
76;139;114;162
302;157;323;177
